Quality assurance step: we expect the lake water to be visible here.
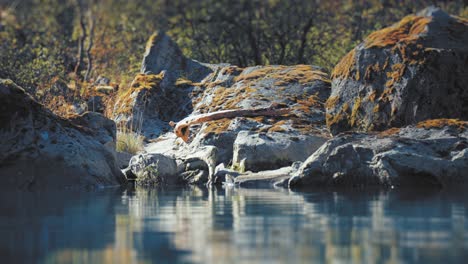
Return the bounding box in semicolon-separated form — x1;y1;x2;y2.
0;185;467;264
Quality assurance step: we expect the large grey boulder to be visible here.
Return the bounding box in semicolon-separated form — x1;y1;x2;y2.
121;33;332;185
233;131;327;172
0;79;126;189
327;7;468;135
141;31;213;84
112;32;217;139
128;153;180;185
141;64;331;185
187;64;332;169
289;119;468;188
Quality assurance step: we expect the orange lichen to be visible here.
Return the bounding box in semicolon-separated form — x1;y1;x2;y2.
342;102;350;112
295;94;322;113
364;63;380;81
368;90;377;102
326;102;350;128
203;118;232;134
234;66;283;82
332;48;356;79
378;127;401;137
384;63;406;90
326;112;345;128
373;104;380;113
325;95;340;110
198;85;258;113
221;66;244;75
365;15;431;48
235;65;330;86
350;97;361;126
130;73;165;90
379;87;395;103
268;120;288;133
113;73;165;117
273;65;330;86
145;32;159;53
416;119;467;131
382;58;390;70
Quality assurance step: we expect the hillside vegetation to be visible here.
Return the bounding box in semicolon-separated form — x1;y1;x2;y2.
1;0;466;94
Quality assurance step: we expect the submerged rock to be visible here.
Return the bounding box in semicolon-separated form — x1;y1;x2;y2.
327;7;468;135
289;119;468;189
0;79;126;189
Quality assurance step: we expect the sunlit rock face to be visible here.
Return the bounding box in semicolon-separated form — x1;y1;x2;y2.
327;7;468;135
139;64;332;183
0;79;126;189
289;119;468;188
188;64;332;169
124;33;333;182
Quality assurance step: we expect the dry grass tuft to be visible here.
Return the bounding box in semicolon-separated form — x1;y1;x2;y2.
116;126;144;154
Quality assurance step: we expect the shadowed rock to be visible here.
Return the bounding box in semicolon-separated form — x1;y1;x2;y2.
0;79;126;190
327;7;468;135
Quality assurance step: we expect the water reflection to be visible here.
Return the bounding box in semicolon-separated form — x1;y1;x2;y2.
0;186;467;263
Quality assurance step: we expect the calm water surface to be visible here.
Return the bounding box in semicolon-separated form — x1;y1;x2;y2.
0;185;467;264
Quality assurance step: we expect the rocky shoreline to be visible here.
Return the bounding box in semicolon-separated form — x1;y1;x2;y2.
1;7;467;190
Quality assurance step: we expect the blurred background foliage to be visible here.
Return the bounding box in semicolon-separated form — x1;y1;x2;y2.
0;0;466;92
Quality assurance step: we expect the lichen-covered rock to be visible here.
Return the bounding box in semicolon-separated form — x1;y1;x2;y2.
141;31;213;84
0;79;126;189
327;7;468;135
289;119;468;188
112;72;170;138
119;33;331;184
188;64;332;167
142;64;332;180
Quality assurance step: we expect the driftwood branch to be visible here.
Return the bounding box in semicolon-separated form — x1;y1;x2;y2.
170;103;290;142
